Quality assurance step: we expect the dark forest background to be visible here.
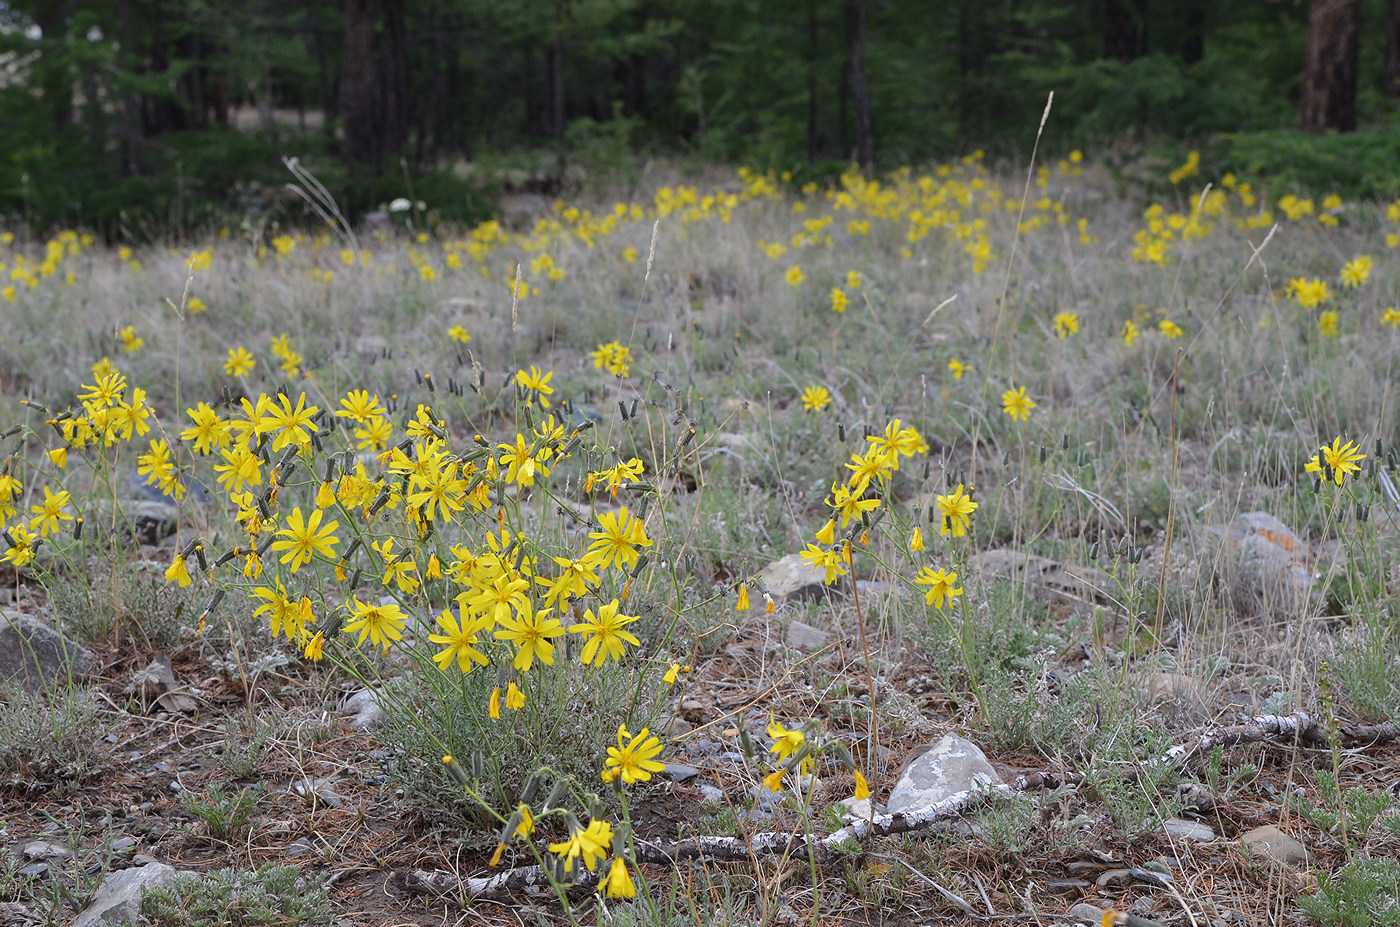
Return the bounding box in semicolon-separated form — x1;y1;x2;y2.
3;0;1400;234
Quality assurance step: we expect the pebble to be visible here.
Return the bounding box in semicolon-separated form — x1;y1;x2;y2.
1096;868;1133;887
1161;816;1215;841
18;863;49;878
1129;866;1172;887
662;763;699;783
1069;903;1107;925
22;840;72;860
111;837;137;852
1239;824;1309;865
698;784;724;803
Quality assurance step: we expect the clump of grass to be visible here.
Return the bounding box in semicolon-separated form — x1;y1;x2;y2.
140;863;331;927
181;781;266;841
0;684;110;791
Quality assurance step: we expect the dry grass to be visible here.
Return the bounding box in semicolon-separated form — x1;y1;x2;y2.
0;155;1398;926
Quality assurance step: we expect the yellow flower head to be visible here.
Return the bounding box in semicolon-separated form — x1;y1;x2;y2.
1001;386;1036;421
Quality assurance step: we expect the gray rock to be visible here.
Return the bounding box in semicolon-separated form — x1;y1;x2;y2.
887;733;1002;815
1240;824;1308;865
1161;817;1215;842
968;549;1111;607
17;863;48;878
834;796;873;823
1069;902;1107;925
785;620;830;651
22;840;72;860
1210;512;1317;615
1096;868;1133;887
0;901;41;927
697;784;724;803
663;763;699;783
340;689;387;730
756;554;843;604
72;862;182;927
0;611;94;691
1129;866;1172;887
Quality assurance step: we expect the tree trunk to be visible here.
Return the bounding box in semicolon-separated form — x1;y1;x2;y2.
381;0;409;158
806;0;818;163
340;0;409;170
1179;0;1206;64
1300;0;1362;132
1103;0;1145;62
847;0;874;170
546;0;567;141
1384;0;1400;97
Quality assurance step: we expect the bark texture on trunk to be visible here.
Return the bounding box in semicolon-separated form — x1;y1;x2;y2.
848;0;874;170
1300;0;1362;132
340;0;410;169
1384;0;1400;97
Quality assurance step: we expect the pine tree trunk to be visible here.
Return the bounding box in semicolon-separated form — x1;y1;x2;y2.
848;0;874;170
806;0;818;163
1384;0;1400;97
340;0;382;167
1103;0;1144;62
1300;0;1362;132
341;0;409;170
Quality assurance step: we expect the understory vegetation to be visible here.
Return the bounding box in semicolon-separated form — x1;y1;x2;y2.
0;146;1398;926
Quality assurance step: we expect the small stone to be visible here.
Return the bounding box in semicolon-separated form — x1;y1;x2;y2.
756;554;842;604
1161;817;1215;842
835;797;873;823
1240;824;1308;865
285;839;312;857
22;840;72;861
132;855;160;867
110;837;137;852
71;862;182;927
1096;868;1133;887
0;612;94;692
0;902;40;927
968;549;1109;607
341;689;387;730
17;863;49;878
663;763;699;783
667;717;693;737
1129;866;1171;887
887;734;1002;815
1069;902;1107;925
785;620;830;651
698;784;724;803
1047;880;1091;890
1210;512;1317;615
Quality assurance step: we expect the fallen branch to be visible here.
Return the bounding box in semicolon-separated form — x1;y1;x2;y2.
1162;712;1398;766
396;715;1400;900
395;770;1072;899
